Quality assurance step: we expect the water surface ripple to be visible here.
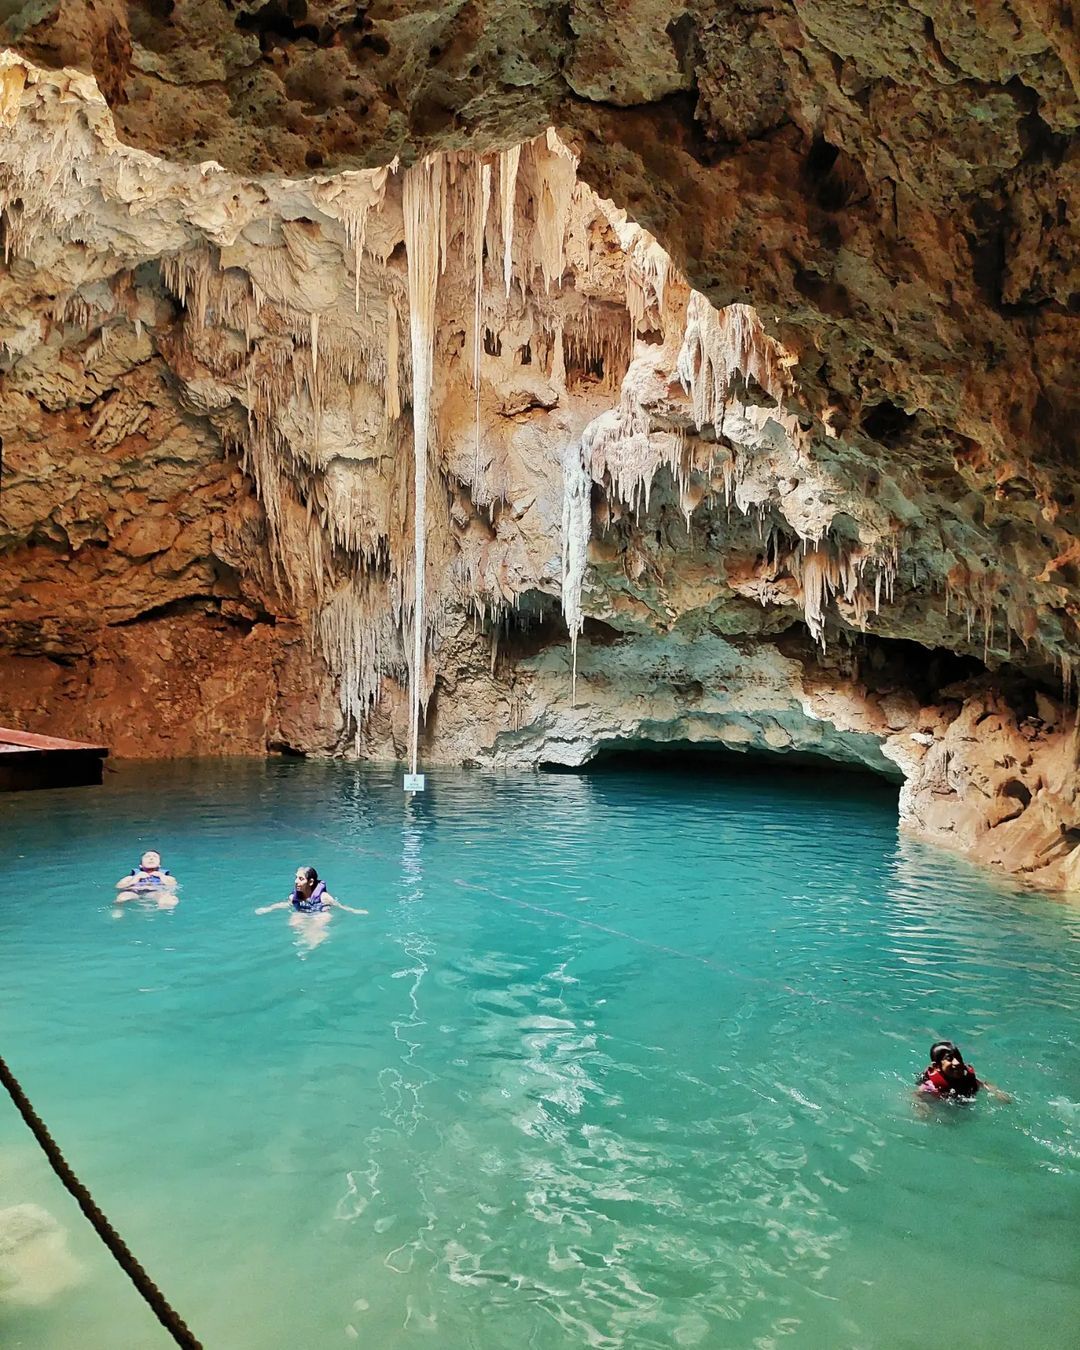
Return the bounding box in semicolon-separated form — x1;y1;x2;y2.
1;760;1078;1348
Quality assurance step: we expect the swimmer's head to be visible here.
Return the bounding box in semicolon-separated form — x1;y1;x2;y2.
930;1041;965;1069
295;866;319;892
140;851;162;871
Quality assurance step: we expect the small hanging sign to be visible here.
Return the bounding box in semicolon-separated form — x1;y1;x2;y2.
403;773;426;792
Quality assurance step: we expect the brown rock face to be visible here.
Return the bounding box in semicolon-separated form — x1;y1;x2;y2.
0;9;1077;892
0;618;343;757
0;327;345;755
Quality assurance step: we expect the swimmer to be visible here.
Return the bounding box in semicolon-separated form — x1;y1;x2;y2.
915;1041;1011;1104
114;851;179;907
255;867;368;919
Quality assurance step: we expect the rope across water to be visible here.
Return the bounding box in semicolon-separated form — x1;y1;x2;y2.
0;1053;202;1349
277;813;840;1009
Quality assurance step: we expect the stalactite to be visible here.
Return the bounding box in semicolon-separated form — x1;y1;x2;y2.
561;438;591;705
499;145;520;300
402;155;446;776
798;548;834;647
384;295;400;423
529;130;577;291
549;314;566;386
473;159;492;490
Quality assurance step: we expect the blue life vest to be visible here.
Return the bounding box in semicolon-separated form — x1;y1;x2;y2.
131;865;170;889
291;880;327;913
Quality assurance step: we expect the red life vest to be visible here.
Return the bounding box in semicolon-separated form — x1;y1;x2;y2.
925;1065;979;1098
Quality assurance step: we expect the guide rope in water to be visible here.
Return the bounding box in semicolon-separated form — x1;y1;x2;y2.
276;811;961;1041
275;815;845;1010
0;1052;202;1350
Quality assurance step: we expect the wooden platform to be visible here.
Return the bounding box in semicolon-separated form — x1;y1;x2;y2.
0;728;109;791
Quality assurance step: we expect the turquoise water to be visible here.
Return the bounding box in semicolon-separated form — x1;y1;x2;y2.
1;759;1079;1349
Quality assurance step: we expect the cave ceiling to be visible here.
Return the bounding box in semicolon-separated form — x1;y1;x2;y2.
2;1;1077;673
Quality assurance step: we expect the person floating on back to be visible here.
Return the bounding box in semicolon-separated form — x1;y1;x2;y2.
115;851;179;906
915;1041;1010;1103
256;867;368;920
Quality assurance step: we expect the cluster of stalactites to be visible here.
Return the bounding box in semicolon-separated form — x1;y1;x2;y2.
789;541;899;647
317;130;697;730
142;130;608;736
318;575;405;733
225;129;632;731
567;286;802;538
556;280;810;672
943;561;1051;671
603;208;672;335
155;255;405;605
8;53;883;721
676;293;797;432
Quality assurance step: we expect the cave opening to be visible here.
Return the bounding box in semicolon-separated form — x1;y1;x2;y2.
543;738;902;797
840;634;989;703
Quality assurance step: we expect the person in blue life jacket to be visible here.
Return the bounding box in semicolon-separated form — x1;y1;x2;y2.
115;851;179;906
256;867;368;921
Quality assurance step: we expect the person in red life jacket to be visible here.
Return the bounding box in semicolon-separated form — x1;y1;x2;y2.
915;1041;1010;1103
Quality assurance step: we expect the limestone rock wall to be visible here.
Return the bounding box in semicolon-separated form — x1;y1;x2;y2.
0;39;1078;893
363;612;1080;895
0;618;343;758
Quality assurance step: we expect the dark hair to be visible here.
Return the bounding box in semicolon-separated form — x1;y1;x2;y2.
930;1041;964;1066
299;866;318;885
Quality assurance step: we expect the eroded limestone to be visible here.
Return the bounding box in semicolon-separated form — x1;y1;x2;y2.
1;46;1078;893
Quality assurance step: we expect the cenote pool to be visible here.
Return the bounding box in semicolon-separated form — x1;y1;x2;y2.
1;759;1078;1349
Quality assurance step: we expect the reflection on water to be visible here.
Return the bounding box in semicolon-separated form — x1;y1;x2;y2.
0;758;1078;1349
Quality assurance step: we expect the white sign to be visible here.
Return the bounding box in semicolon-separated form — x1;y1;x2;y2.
403;773;426;792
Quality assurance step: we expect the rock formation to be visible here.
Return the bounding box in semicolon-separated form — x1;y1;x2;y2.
0;3;1077;892
0;1203;83;1306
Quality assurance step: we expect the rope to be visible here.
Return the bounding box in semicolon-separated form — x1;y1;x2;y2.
0;1052;202;1349
275;815;836;1007
279;811;950;1035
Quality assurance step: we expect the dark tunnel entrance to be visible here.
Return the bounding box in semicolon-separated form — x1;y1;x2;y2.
540;738;903;807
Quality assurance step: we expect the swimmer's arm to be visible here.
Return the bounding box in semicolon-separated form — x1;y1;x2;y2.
979;1079;1012;1103
255;900;292;914
161;874;178;889
115;873;138;890
327;897;368;915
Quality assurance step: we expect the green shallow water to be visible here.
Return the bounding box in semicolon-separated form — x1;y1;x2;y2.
1;759;1079;1349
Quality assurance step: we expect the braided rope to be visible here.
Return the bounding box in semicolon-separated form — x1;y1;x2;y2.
0;1053;202;1349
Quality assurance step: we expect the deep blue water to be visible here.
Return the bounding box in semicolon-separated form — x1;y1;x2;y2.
1;759;1078;1348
